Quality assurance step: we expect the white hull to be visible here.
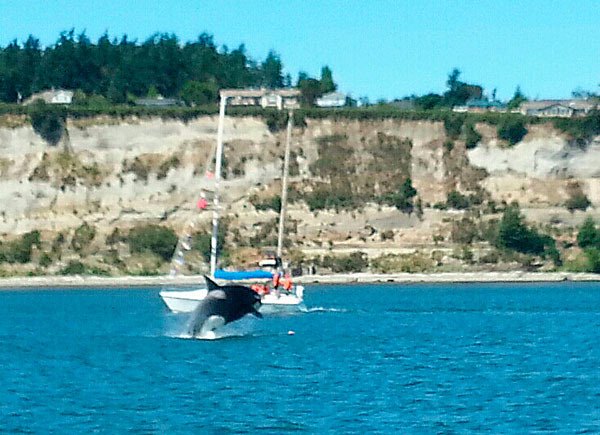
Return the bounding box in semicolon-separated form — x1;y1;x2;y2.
160;288;208;313
160;286;304;314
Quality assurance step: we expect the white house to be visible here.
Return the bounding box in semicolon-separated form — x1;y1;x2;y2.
24;89;74;105
221;88;300;109
316;92;347;108
520;99;597;117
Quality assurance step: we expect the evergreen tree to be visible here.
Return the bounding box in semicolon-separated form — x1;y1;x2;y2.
507;86;527;110
320;66;336;94
297;72;322;106
261;50;283;88
495;204;558;263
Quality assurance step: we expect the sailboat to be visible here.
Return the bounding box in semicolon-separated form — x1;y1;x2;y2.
160;90;305;314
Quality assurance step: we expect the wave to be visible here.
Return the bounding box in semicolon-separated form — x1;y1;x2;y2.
300;306;348;313
169;330;247;341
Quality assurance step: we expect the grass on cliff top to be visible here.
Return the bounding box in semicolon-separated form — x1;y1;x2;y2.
0;101;545;128
2;101;598;151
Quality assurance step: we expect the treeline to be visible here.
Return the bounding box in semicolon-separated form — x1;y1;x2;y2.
0;30;336;105
400;68;527;110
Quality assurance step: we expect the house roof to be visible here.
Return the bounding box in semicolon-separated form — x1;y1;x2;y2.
318;92;346;100
465;99;505;108
521;99;596;111
220;88;300;98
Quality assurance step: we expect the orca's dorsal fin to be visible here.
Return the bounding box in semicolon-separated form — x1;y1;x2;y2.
204;275;220;292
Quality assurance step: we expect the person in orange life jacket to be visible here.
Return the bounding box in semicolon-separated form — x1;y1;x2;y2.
280;274;292;292
250;283;269;295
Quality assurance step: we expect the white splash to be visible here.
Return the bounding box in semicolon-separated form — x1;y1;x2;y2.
168;316;258;341
300;306;348;313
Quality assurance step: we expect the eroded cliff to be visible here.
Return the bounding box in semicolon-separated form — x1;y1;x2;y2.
0;114;598;275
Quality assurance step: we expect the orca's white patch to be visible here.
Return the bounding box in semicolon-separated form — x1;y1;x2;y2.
197;315;226;337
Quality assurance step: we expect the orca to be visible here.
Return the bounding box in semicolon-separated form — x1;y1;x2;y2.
188;275;263;337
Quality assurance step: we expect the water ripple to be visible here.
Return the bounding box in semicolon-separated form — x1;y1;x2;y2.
0;283;599;432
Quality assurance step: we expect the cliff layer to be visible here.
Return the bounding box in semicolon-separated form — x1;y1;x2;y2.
0;115;598;274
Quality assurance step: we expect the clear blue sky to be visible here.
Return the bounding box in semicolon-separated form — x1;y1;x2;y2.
1;0;598;101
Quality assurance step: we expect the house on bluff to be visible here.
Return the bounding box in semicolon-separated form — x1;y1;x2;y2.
316;91;348;108
519;99;598;117
453;99;507;113
24;89;74;105
221;88;300;109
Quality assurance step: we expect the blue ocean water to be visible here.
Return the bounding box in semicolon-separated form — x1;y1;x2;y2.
1;282;600;433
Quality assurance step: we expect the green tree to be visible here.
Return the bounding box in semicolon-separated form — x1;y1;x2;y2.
507;86;527;110
584;248;600;273
0;231;40;264
146;84;159;98
496;204;553;257
443;68;482;107
0;30;283;104
414;93;443;110
386;178;417;214
127;225;178;261
320;66;336;94
179;80;218;105
297;72;322;106
261;50;283;88
577;217;600;248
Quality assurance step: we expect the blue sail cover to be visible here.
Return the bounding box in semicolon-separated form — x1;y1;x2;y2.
214;269;274;280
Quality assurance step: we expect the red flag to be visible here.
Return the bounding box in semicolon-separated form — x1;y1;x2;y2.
197;198;208;210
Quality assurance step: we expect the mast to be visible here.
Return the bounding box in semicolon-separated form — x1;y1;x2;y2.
210;94;227;277
276;110;293;259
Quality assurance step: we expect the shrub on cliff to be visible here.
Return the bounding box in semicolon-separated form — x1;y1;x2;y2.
565;183;591;212
0;231;41;264
583;248;600;273
264;110;289;132
60;260;86;275
444;114;465;139
495;204;560;265
29;100;66;146
371;252;433;273
497;117;527;145
127;225;178;261
193;224;228;264
446;190;471;210
71;223;96;252
464;122;482;149
305;183;355;211
156;156;181;180
383;178;417;214
250;194;281;212
577;217;600;249
566;192;591;212
321;252;368;273
553;110;600;144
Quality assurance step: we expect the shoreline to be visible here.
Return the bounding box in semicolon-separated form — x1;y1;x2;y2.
0;272;599;290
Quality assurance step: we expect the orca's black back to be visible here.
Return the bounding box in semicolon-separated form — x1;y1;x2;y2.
188;284;261;335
